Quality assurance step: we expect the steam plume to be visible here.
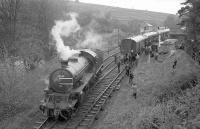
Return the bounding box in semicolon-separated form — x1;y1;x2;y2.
76;30;105;49
51;13;80;60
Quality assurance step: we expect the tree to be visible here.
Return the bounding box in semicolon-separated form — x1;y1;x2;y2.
128;19;142;34
178;0;200;41
77;11;93;27
164;15;179;30
0;0;21;56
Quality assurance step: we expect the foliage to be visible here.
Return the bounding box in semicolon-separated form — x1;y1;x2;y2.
178;0;200;41
0;0;21;56
0;0;68;68
77;11;93;27
164;14;180;32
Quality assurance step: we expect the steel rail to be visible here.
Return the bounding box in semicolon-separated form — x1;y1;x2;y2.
34;118;57;129
96;51;120;75
64;65;125;129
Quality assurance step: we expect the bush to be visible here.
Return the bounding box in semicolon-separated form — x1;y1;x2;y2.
0;61;31;121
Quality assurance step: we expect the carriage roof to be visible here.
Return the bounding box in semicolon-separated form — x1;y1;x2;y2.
127;35;147;43
124;29;170;43
143;31;158;37
126;31;157;43
158;28;170;34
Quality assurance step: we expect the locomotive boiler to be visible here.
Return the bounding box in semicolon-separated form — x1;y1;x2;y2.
39;49;103;119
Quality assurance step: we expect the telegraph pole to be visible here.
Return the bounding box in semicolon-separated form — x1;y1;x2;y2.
117;27;119;46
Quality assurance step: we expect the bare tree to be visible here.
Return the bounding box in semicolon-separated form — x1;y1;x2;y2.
0;0;21;56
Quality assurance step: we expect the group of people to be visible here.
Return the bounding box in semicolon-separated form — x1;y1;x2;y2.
123;50;140;67
114;50;140;99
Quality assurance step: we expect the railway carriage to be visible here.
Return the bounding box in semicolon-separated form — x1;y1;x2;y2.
39;49;103;120
119;28;170;56
120;35;147;55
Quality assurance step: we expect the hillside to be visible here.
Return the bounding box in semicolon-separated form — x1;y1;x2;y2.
68;1;171;25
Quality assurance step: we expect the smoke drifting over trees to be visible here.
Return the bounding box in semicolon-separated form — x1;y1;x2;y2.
51;13;80;60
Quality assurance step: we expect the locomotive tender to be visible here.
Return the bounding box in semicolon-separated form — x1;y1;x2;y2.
39;49;103;119
120;28;170;55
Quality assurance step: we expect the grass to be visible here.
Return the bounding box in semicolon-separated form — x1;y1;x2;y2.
134;50;200;129
0;57;60;129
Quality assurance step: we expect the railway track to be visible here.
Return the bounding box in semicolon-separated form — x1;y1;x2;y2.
63;63;125;129
34;48;124;129
33;118;57;129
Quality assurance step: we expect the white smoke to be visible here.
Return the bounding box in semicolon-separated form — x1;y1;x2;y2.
51;12;107;60
51;13;81;60
76;30;105;49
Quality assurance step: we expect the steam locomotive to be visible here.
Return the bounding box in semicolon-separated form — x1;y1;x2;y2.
120;28;170;55
39;49;103;119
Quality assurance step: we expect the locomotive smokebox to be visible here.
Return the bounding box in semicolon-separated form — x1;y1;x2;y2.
61;60;68;68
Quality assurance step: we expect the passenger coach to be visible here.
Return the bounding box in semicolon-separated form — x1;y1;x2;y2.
119;28;170;56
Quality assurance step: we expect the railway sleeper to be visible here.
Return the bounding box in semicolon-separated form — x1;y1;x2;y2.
97;100;105;105
35;121;43;124
79;107;90;111
79;110;89;114
82;103;93;107
83;118;93;122
85;114;95;118
89;94;100;97
103;92;111;96
104;77;115;80
92;90;103;94
94;87;107;92
98;82;110;85
89;110;98;114
99;98;106;102
91;106;99;111
90;108;99;113
86;99;95;103
101;95;107;99
79;122;90;127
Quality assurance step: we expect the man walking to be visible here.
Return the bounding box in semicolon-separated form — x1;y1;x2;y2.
129;72;134;84
117;61;121;73
125;64;129;76
173;59;177;69
136;53;140;66
132;83;137;99
114;55;117;64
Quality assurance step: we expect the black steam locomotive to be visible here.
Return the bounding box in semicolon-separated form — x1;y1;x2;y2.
39;49;103;119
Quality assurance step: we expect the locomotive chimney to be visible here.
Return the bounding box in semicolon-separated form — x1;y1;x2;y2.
61;60;68;68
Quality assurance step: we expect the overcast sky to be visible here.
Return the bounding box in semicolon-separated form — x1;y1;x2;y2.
78;0;184;14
